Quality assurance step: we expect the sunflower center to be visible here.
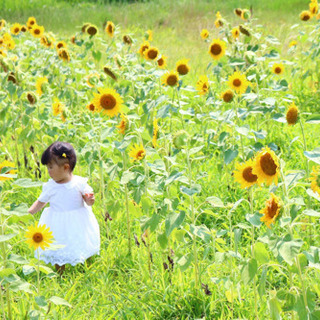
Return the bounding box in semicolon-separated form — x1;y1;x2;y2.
30;21;35;25
275;67;282;74
33;232;43;243
87;27;97;35
260;153;277;176
233;79;241;87
167;75;178;86
34;29;40;35
223;92;233;102
137;150;145;159
108;25;113;33
100;94;116;110
57;43;63;49
89;104;95;111
211;44;222;56
267;200;279;218
60;50;69;60
302;14;310;21
14;28;19;33
27;93;35;104
242;166;258;183
147;49;158;60
177;64;188;75
158;58;164;66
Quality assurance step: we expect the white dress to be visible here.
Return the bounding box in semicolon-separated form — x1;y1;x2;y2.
37;175;100;266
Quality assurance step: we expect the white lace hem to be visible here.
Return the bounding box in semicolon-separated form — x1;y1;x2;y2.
38;249;100;266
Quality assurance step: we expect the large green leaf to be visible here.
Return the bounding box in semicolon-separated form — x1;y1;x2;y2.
13;178;43;188
254;242;270;264
165;211;185;237
279;239;303;265
241;258;257;285
48;296;72;307
304;149;320;165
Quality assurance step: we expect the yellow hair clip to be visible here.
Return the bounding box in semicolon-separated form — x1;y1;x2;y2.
62;153;67;158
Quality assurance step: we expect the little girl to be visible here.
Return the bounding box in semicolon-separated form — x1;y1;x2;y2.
28;141;100;273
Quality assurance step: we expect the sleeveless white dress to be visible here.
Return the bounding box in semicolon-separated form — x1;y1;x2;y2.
37;175;100;266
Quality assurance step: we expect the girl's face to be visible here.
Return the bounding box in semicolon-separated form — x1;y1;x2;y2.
47;162;70;183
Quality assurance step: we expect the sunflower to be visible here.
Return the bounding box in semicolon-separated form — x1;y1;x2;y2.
300;10;311;21
234;8;242;17
310;166;320;196
220;89;234;103
176;59;190;76
117;113;128;134
36;77;48;96
58;48;70;62
0;49;7;57
123;35;132;45
6;40;16;50
0;19;6;30
252;146;280;186
30;25;44;38
138;41;150;56
310;2;319;16
86;73;100;87
260;194;281;228
146;30;153;41
228;71;249;95
286;102;299;125
26;17;36;29
25;223;54;250
241;9;251;20
93;88;123;117
152;118;159;148
40;35;54;48
11;23;21;35
231;27;240;39
233;159;258;189
52;98;64;116
196;75;210;95
214;11;223;28
129;144;146;161
0;38;4;47
239;25;251;37
56;41;67;51
103;65;118;81
144;47;159;60
162;71;179;87
105;21;115;37
27;92;36;105
157;55;167;69
200;29;209;40
86;102;96;113
80;23;90;33
86;24;98;36
289;40;297;47
8;72;17;84
0;160;17;181
208;39;226;60
272;63;284;75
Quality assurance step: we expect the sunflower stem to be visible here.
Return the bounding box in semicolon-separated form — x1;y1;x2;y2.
123;152;132;256
37;249;40;296
186;148;199;293
0;202;12;320
299;117;312;245
250;187;258;319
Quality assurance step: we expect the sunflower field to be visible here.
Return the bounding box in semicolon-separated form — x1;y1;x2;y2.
1;0;320;319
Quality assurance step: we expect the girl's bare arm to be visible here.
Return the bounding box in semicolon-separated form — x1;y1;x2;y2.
28;200;47;214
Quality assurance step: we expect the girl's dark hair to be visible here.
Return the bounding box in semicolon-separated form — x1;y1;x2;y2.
41;141;77;171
